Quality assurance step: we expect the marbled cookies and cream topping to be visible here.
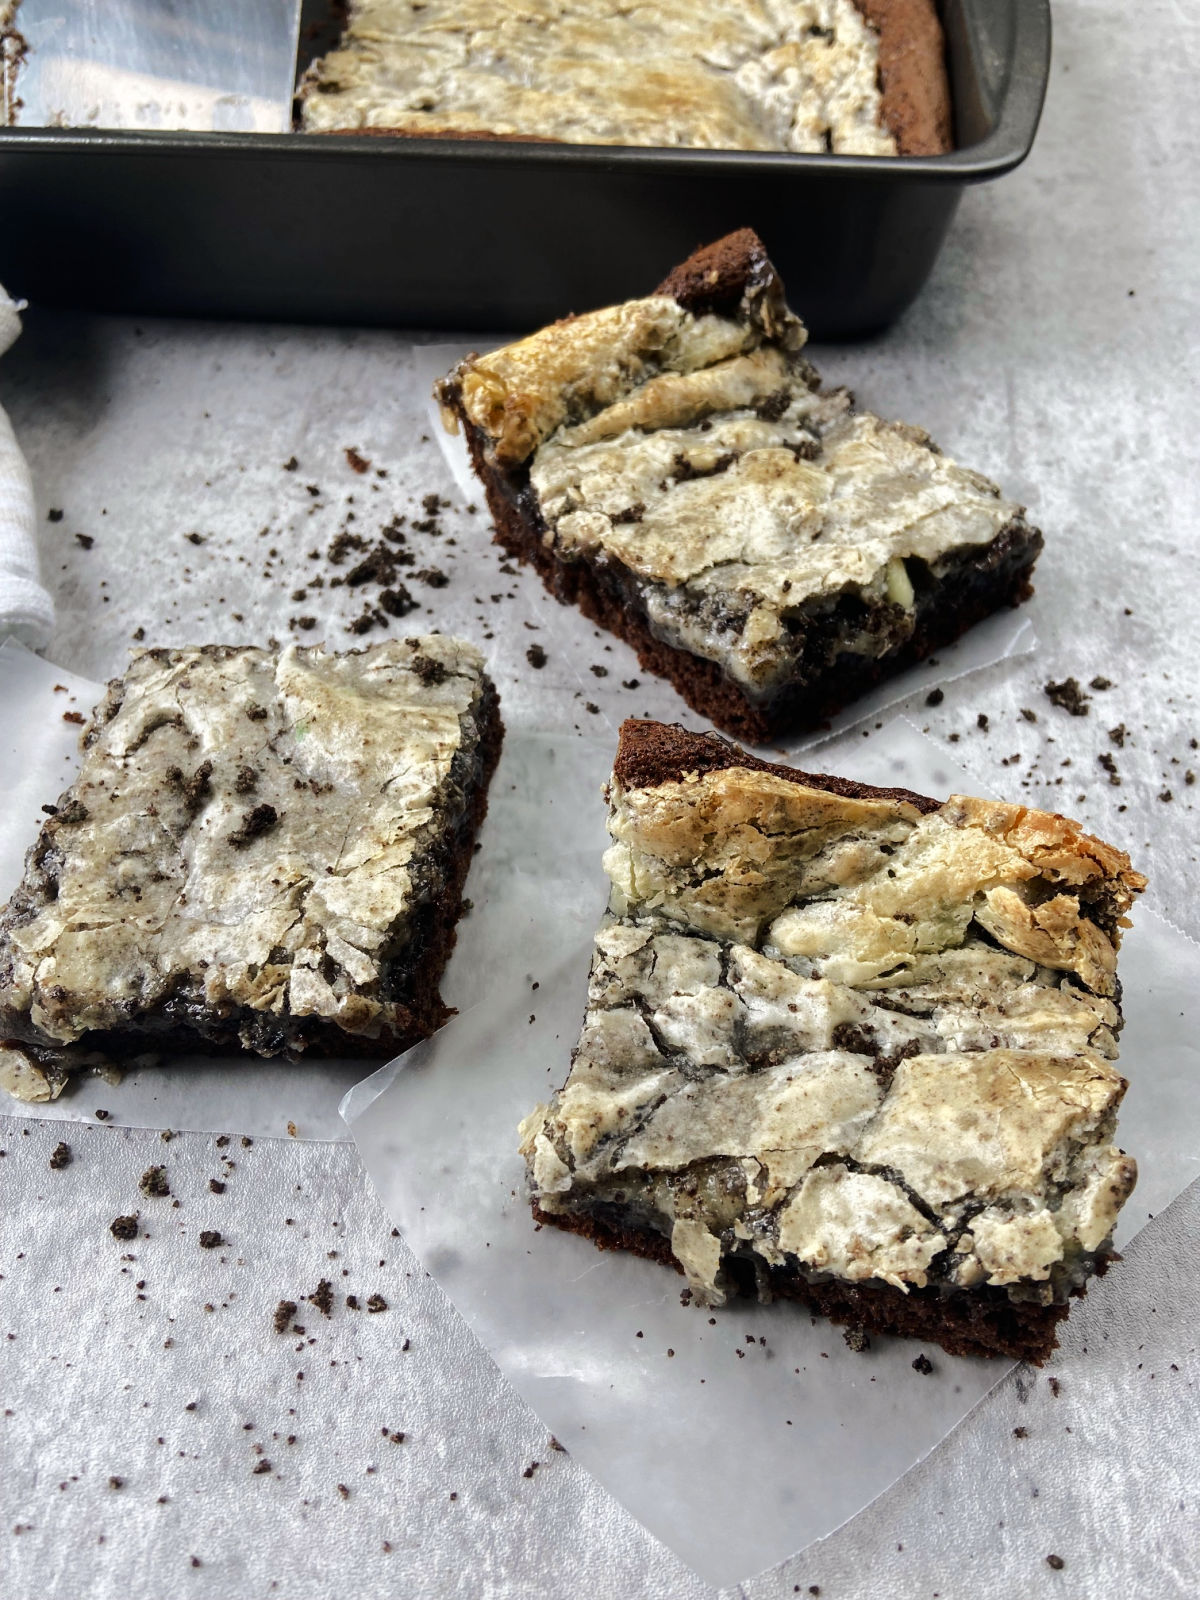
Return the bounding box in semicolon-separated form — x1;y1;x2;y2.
522;725;1145;1308
300;0;900;155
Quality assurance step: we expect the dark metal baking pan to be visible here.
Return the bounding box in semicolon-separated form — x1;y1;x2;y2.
0;0;1050;337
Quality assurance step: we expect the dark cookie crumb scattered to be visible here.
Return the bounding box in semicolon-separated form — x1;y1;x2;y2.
110;1215;138;1240
337;1483;350;1500
234;765;259;795
409;654;448;687
842;1325;870;1353
1048;1376;1061;1396
366;1294;388;1313
245;703;268;722
379;585;417;618
1020;707;1038;723
228;803;280;850
911;1353;934;1375
282;456;298;471
1046;1554;1065;1570
185;531;205;546
308;1280;334;1317
108;1476;123;1490
139;1165;171;1198
198;1231;223;1249
415;566;449;588
273;1300;297;1335
976;713;989;732
49;1141;72;1170
1097;752;1121;786
75;533;95;550
252;1459;272;1475
47;508;64;522
1044;677;1091;716
208;1178;225;1194
924;688;944;707
526;644;547;669
344;447;371;474
94;1108;110;1121
1089;676;1113;691
522;1462;539;1479
1013;1426;1028;1439
62;710;85;726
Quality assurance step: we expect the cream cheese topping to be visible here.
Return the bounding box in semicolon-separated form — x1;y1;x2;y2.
448;280;1032;698
0;638;490;1051
300;0;898;156
523;754;1144;1304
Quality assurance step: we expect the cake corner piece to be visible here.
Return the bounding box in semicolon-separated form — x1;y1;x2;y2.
0;637;503;1099
440;230;1042;744
522;718;1145;1363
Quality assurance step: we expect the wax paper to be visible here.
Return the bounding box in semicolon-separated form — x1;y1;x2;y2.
342;717;1200;1589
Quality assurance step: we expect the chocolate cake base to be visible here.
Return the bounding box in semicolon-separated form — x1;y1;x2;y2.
0;681;503;1070
462;414;1041;744
534;1201;1087;1364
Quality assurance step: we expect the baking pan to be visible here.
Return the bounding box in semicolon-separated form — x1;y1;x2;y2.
0;0;1050;336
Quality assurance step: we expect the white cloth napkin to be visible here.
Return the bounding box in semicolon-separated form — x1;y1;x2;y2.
0;288;54;649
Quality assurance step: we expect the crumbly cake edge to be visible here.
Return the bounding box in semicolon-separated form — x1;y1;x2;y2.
533;1201;1082;1363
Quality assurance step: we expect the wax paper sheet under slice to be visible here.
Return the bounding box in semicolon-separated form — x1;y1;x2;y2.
342;716;1200;1589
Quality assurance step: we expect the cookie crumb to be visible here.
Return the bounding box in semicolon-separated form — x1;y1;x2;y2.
1044;677;1090;716
139;1165;171;1198
49;1141;72;1170
526;644;547;669
198;1230;223;1250
110;1215;138;1240
911;1353;934;1375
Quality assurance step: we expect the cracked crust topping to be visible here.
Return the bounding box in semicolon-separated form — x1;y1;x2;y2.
521;721;1146;1306
441;231;1038;698
0;638;491;1054
299;0;949;156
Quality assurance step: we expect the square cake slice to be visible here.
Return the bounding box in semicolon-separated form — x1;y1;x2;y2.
439;229;1042;742
520;720;1146;1362
298;0;951;158
0;638;502;1102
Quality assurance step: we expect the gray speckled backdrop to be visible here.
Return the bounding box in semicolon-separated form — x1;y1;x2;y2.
1;2;1199;1595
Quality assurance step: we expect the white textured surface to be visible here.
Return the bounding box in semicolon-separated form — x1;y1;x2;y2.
1;2;1199;1595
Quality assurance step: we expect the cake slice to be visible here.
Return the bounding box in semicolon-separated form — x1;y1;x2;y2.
0;638;502;1102
298;0;951;157
520;720;1146;1362
438;229;1042;742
